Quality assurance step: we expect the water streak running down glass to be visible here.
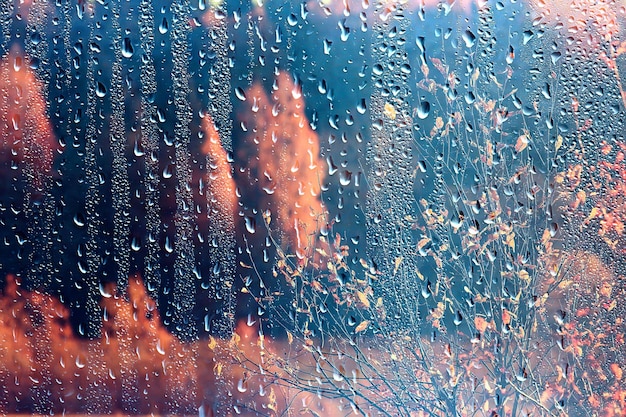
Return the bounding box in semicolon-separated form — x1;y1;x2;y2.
0;0;625;415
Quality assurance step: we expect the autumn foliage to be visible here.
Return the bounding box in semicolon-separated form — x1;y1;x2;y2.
0;45;57;190
238;71;328;260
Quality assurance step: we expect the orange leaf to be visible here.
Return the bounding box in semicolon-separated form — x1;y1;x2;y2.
515;134;529;152
502;309;511;325
474;316;488;333
610;363;623;380
355;320;369;333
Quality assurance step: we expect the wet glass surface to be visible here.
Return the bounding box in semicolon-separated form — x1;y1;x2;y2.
0;0;625;415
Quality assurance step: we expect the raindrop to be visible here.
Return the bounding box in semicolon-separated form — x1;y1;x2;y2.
95;82;107;98
462;30;476;48
339;170;352;186
30;31;42;45
131;237;141;251
162;164;173;179
542;83;551;99
454;311;463;325
450;212;464;229
237;378;248;393
234;86;246;101
73;213;86;227
522;30;533;45
122;37;134;58
159;17;169;34
11;114;20;131
164;236;174;253
357;98;367;114
287;13;298;26
323;38;332;55
99;282;112;298
133;141;145;157
416;101;430;119
338;19;350;41
291;76;302;99
327;155;338;175
245;216;256;234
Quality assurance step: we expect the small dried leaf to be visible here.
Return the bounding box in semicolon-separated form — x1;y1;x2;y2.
357;291;371;308
515;134;529;152
355;320;369;333
384;102;397;119
474;316;488;333
393;256;403;275
555;135;563;151
207;336;217;350
417;237;431;250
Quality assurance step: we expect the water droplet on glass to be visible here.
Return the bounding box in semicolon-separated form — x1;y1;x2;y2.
234;86;246;101
96;82;107;98
357;98;367;114
122;37;134;58
417;101;430;119
237;378;248;393
462;30;476;48
73;213;86;227
159;17;169;34
291;77;302;99
163;164;173;179
164;236;174;253
245;216;256;234
131;237;141;251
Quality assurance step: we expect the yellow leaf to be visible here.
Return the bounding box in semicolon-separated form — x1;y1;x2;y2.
357;291;371;308
355;320;369;333
315;247;328;257
505;232;515;250
394;256;403;275
416;269;425;281
214;362;223;376
518;269;530;282
555;135;563;152
417;237;430;250
587;207;600;221
434;254;443;269
268;388;277;411
207;336;217;350
610;363;623;380
384;102;397;120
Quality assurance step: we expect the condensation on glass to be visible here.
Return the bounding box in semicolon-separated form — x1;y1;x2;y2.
0;0;624;415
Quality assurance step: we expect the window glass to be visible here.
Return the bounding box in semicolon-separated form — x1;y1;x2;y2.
0;0;624;415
